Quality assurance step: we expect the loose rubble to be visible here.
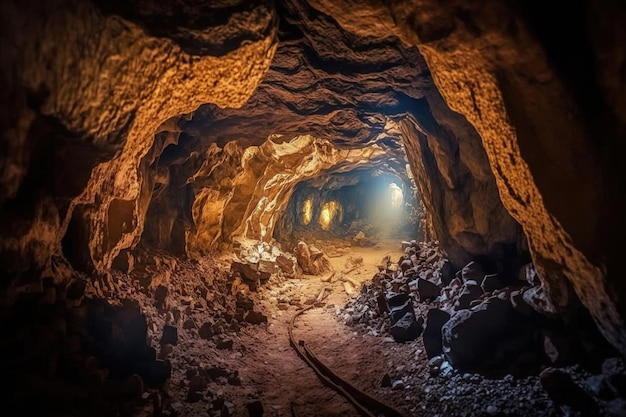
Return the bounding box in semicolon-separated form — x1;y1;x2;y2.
341;239;626;416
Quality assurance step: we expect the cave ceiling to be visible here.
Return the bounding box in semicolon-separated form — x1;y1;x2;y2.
168;0;433;162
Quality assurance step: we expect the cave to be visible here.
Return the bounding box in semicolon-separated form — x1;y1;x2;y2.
1;0;625;416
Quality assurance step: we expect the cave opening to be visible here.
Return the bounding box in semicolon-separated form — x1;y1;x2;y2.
1;0;625;416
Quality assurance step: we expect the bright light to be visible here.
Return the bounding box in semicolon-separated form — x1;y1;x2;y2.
302;199;313;225
319;200;342;230
389;183;403;208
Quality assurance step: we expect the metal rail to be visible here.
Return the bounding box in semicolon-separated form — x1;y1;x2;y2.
288;305;407;417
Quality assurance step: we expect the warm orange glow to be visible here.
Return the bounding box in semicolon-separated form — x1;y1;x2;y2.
302;199;313;225
389;183;403;208
319;200;342;230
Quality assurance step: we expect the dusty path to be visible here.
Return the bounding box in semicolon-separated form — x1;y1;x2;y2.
126;237;581;417
141;238;413;417
231;238;411;417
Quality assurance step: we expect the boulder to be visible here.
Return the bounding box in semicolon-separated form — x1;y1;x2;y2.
389;312;423;342
540;368;599;415
481;273;504;293
422;309;451;359
442;297;536;370
160;325;178;346
231;260;270;283
461;261;485;282
454;280;483;310
416;278;441;301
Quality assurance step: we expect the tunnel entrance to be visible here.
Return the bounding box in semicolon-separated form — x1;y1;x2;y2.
274;168;422;247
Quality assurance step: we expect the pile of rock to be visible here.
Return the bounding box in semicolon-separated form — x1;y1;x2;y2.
231;240;298;287
344;240;616;376
0;275;167;417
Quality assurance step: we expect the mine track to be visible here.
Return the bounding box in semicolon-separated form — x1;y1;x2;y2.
288;305;407;417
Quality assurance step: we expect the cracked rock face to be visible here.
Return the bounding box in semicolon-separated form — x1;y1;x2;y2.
0;0;277;277
145;0;522;265
310;0;626;354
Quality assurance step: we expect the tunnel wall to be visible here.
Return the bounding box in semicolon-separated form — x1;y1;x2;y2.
0;0;277;279
310;0;626;356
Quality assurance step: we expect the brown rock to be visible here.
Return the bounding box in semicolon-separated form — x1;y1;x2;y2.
199;323;214;340
245;311;268;325
160;325;178;346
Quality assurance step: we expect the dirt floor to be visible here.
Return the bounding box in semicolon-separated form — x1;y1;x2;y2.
108;236;620;417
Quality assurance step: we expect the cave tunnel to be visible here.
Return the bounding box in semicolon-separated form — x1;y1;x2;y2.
1;0;626;416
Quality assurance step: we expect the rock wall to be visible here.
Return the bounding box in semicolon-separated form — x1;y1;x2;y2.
0;0;277;278
187;135;402;252
398;91;523;268
310;0;626;355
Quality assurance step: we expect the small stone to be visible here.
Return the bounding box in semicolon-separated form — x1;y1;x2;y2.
380;373;392;387
159;343;174;360
160;325;178;346
246;399;264;417
199;323;214;340
216;338;234;350
245;311;268;325
391;379;405;390
486;405;498;415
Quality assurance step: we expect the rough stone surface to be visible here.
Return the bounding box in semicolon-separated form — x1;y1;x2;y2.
0;0;277;278
310;0;626;357
1;0;625;362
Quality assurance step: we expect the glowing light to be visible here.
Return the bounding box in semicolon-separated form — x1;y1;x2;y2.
319;200;342;230
302;199;313;225
389;183;403;208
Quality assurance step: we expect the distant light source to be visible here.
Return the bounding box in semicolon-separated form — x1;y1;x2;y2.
302;199;313;225
319;200;342;230
389;183;403;208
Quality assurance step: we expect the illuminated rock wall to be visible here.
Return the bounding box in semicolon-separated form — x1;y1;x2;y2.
310;0;626;355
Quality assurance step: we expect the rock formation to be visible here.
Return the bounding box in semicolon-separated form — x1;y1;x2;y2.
309;0;626;356
1;0;625;360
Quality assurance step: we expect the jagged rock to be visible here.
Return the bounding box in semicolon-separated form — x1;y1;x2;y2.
160;325;178;346
154;285;168;311
522;286;558;316
231;260;271;283
518;263;539;286
416;278;441;301
440;260;455;286
390;312;423;342
442;297;536;370
423;309;451;359
454;280;483;310
510;289;535;316
246;399;264;417
481;273;504;293
187;375;206;403
461;261;485;282
540;368;599;415
199;322;214;340
542;330;574;365
216;338;234;350
245;311;268;325
276;255;296;275
294;241;331;275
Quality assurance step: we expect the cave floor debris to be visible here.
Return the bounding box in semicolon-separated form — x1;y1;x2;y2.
113;239;614;417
